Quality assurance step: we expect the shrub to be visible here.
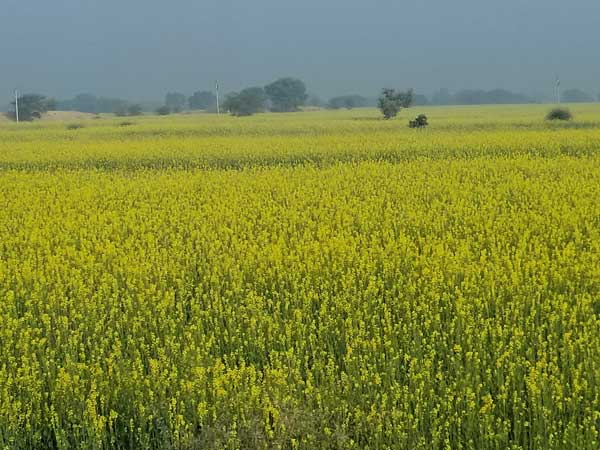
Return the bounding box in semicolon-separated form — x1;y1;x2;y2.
546;108;573;121
409;114;428;128
66;123;85;130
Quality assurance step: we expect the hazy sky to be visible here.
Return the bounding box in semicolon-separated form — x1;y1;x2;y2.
1;0;598;101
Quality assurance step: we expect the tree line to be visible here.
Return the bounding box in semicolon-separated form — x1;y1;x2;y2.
429;88;598;105
326;88;599;109
156;78;310;116
6;81;599;121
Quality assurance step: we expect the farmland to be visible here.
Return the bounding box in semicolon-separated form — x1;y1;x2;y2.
1;105;600;449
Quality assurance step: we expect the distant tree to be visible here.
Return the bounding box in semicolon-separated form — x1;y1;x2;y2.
45;98;58;111
156;105;171;116
377;88;413;119
127;104;143;116
431;88;454;105
486;89;531;104
188;91;216;110
306;94;323;108
561;89;593;103
54;98;75;111
9;94;53;121
327;95;368;110
56;95;130;114
413;94;429;106
223;87;267;116
72;94;98;113
454;89;532;105
114;104;130;117
326;97;344;109
165;92;187;113
96;98;128;114
264;77;308;112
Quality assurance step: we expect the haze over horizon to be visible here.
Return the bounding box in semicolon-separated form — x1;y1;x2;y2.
1;0;599;103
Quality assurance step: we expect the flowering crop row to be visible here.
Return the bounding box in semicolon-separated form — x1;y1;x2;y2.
1;108;599;449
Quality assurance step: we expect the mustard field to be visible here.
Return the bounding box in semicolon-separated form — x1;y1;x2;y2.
1;105;600;449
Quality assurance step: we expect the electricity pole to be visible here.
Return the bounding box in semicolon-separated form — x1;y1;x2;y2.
14;89;19;123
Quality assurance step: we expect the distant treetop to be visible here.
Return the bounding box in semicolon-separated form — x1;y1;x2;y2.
264;78;308;112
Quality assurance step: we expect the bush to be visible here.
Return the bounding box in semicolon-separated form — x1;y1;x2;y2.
118;121;135;127
546;108;573;121
66;123;85;130
409;114;428;128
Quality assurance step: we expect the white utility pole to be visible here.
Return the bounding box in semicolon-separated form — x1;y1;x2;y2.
215;80;220;115
14;89;19;122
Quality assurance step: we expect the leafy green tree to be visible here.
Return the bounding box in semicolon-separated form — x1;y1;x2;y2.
165;92;187;113
264;77;308;112
188;91;216;110
223;87;267;116
377;88;414;119
9;94;53;121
